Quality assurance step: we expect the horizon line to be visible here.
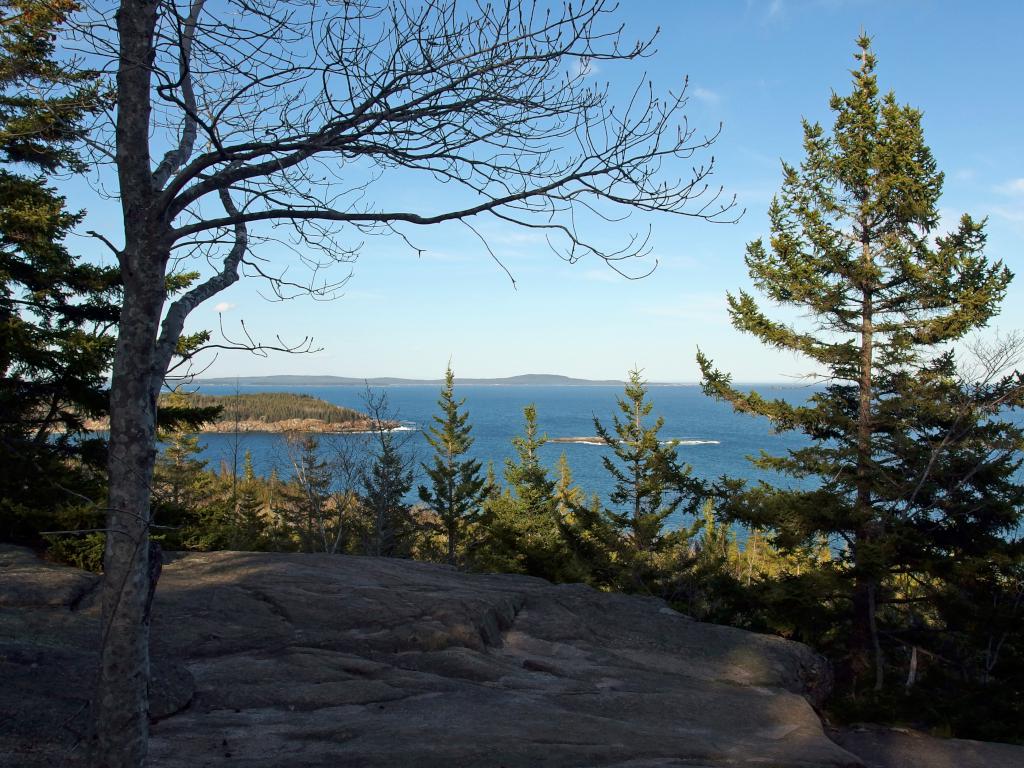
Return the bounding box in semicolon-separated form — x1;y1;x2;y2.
189;372;822;386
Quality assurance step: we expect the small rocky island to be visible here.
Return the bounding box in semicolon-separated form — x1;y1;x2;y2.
5;546;1022;767
548;436;721;446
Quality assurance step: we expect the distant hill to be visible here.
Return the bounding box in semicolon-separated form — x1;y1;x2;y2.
196;373;625;387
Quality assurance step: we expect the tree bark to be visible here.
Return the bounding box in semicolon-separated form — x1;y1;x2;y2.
92;2;164;765
852;243;883;693
93;253;167;767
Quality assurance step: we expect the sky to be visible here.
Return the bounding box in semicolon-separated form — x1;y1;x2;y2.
65;0;1024;382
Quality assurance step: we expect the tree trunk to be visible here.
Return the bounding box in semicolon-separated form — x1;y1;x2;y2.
93;4;163;764
852;246;883;692
93;258;167;767
447;518;457;565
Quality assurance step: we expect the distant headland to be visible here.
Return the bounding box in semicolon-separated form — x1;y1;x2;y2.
85;392;394;434
195;373;626;387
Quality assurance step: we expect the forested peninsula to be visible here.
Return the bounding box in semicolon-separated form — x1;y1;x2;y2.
87;392;386;434
172;392;387;433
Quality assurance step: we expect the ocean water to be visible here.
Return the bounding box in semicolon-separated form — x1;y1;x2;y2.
189;383;816;509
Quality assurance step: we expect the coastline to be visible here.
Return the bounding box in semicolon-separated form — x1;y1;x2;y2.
83;417;404;435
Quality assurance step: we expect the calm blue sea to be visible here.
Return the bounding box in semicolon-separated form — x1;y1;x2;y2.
189;383;816;508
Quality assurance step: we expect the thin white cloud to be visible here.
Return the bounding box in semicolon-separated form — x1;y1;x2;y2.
996;178;1024;195
692;87;721;105
214;302;236;313
768;0;784;18
992;205;1024;223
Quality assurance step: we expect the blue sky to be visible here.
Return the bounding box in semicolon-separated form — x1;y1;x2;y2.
68;0;1024;382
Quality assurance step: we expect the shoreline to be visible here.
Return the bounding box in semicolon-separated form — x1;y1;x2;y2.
83;418;406;435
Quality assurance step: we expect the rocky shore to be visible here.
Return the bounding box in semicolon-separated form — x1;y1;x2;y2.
82;417;402;434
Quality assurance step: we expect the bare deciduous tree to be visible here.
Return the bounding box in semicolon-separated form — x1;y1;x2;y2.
78;1;737;764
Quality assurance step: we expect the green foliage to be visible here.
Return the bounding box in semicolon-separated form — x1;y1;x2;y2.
475;405;584;582
0;0;118;544
418;366;486;566
151;394;216;548
0;0;103;171
157;391;367;427
573;369;703;593
362;421;415;557
46;532;106;573
697;34;1023;721
226;451;272;550
554;452;583;515
279;435;342;553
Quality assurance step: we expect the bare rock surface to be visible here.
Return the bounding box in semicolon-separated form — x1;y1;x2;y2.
831;725;1024;768
1;547;867;767
0;545;194;767
0;544;99;608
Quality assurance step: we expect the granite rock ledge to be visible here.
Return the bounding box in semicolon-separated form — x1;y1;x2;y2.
0;545;982;767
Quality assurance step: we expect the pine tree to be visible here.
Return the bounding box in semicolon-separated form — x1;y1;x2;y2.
697;36;1020;694
554;453;583;516
362;428;414;557
0;0;117;542
482;460;502;502
418;366;485;566
592;369;703;591
505;405;557;510
151;390;217;549
231;451;268;550
281;436;339;553
476;405;579;581
153;430;210;512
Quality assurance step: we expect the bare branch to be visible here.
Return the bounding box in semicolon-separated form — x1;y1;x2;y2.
151;0;205;188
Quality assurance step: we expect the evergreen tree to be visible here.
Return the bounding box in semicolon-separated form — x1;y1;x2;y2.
505;405;556;507
0;0;117;542
231;451;269;550
357;388;415;557
554;452;583;516
476;405;579;581
152;430;211;512
362;428;414;557
418;366;485;566
559;490;618;588
482;460;502;502
591;369;703;591
281;435;341;553
697;36;1021;695
151;390;216;548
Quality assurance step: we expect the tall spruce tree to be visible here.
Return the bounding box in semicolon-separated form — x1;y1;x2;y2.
231;451;269;550
505;405;556;511
0;0;117;541
359;388;415;557
591;369;703;592
419;366;485;566
477;405;579;581
362;431;414;557
697;36;1019;694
